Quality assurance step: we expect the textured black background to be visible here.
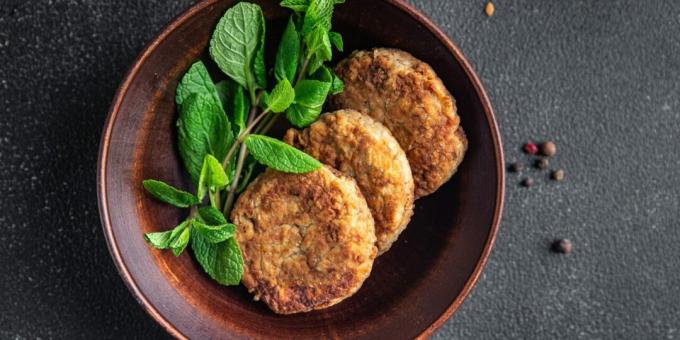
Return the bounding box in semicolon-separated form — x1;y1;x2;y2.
1;0;679;339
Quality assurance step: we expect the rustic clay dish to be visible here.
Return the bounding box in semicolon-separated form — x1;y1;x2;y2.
97;0;504;338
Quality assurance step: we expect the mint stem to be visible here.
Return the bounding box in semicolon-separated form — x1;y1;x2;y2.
222;108;270;172
253;113;273;134
237;108;271;140
296;55;312;85
222;94;268;215
223;142;248;215
256;112;281;135
223;92;263;169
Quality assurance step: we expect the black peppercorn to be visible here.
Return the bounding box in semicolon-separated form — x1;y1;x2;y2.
552;239;572;254
535;158;549;170
508;162;523;173
521;178;534;187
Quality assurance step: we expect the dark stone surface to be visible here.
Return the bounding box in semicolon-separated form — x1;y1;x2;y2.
1;0;678;338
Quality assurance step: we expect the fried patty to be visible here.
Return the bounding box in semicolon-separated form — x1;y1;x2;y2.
284;110;414;254
230;166;377;314
331;48;468;198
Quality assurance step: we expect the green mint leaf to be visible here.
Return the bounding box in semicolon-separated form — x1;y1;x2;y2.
191;232;244;285
311;64;332;82
328;31;343;52
224;152;238;186
302;0;334;35
307;55;325;75
301;0;340;75
197;154;230;200
305;26;332;62
253;8;267;90
330;73;344;94
215;80;231;110
170;220;190;241
177;94;233;185
312;65;344;95
294;79;331;106
197;206;228;225
292;12;304;31
206;154;229;190
144;220;190;249
197;159;209;200
245;134;321;173
275;17;300;82
232;85;249;133
144;231;174;249
317;32;333;61
280;0;309;11
236;156;258;193
209;3;265;93
215;80;249;134
192;220;236;244
264;79;295;113
142;180;199;208
175;61;222;111
170;226;191;256
285;79;330;127
281;0;343;14
285;104;322;128
304;27;332;75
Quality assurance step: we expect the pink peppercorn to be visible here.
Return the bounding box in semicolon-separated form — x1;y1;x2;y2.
523;141;538;154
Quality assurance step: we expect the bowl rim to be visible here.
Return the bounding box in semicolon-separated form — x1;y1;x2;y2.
97;0;505;338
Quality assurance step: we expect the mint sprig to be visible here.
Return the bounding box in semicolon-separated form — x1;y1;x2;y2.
142;0;345;287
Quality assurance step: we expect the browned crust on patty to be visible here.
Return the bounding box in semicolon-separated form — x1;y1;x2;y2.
230;166;377;314
330;48;468;197
284;110;414;255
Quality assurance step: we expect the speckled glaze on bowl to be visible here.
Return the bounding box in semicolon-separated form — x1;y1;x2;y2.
97;0;504;338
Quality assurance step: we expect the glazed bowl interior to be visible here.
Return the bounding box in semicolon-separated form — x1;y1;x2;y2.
98;0;504;338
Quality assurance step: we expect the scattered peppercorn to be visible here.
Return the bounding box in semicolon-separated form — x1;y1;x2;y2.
523;141;538;155
484;2;495;17
521;178;534;187
535;158;549;170
552;239;573;254
541;141;557;157
508;162;523;173
551;169;565;181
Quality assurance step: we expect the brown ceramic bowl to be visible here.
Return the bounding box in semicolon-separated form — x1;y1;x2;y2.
97;0;504;338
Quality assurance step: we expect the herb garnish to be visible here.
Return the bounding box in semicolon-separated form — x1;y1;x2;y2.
141;0;344;286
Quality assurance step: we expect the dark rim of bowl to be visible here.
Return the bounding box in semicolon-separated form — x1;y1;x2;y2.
97;0;505;338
